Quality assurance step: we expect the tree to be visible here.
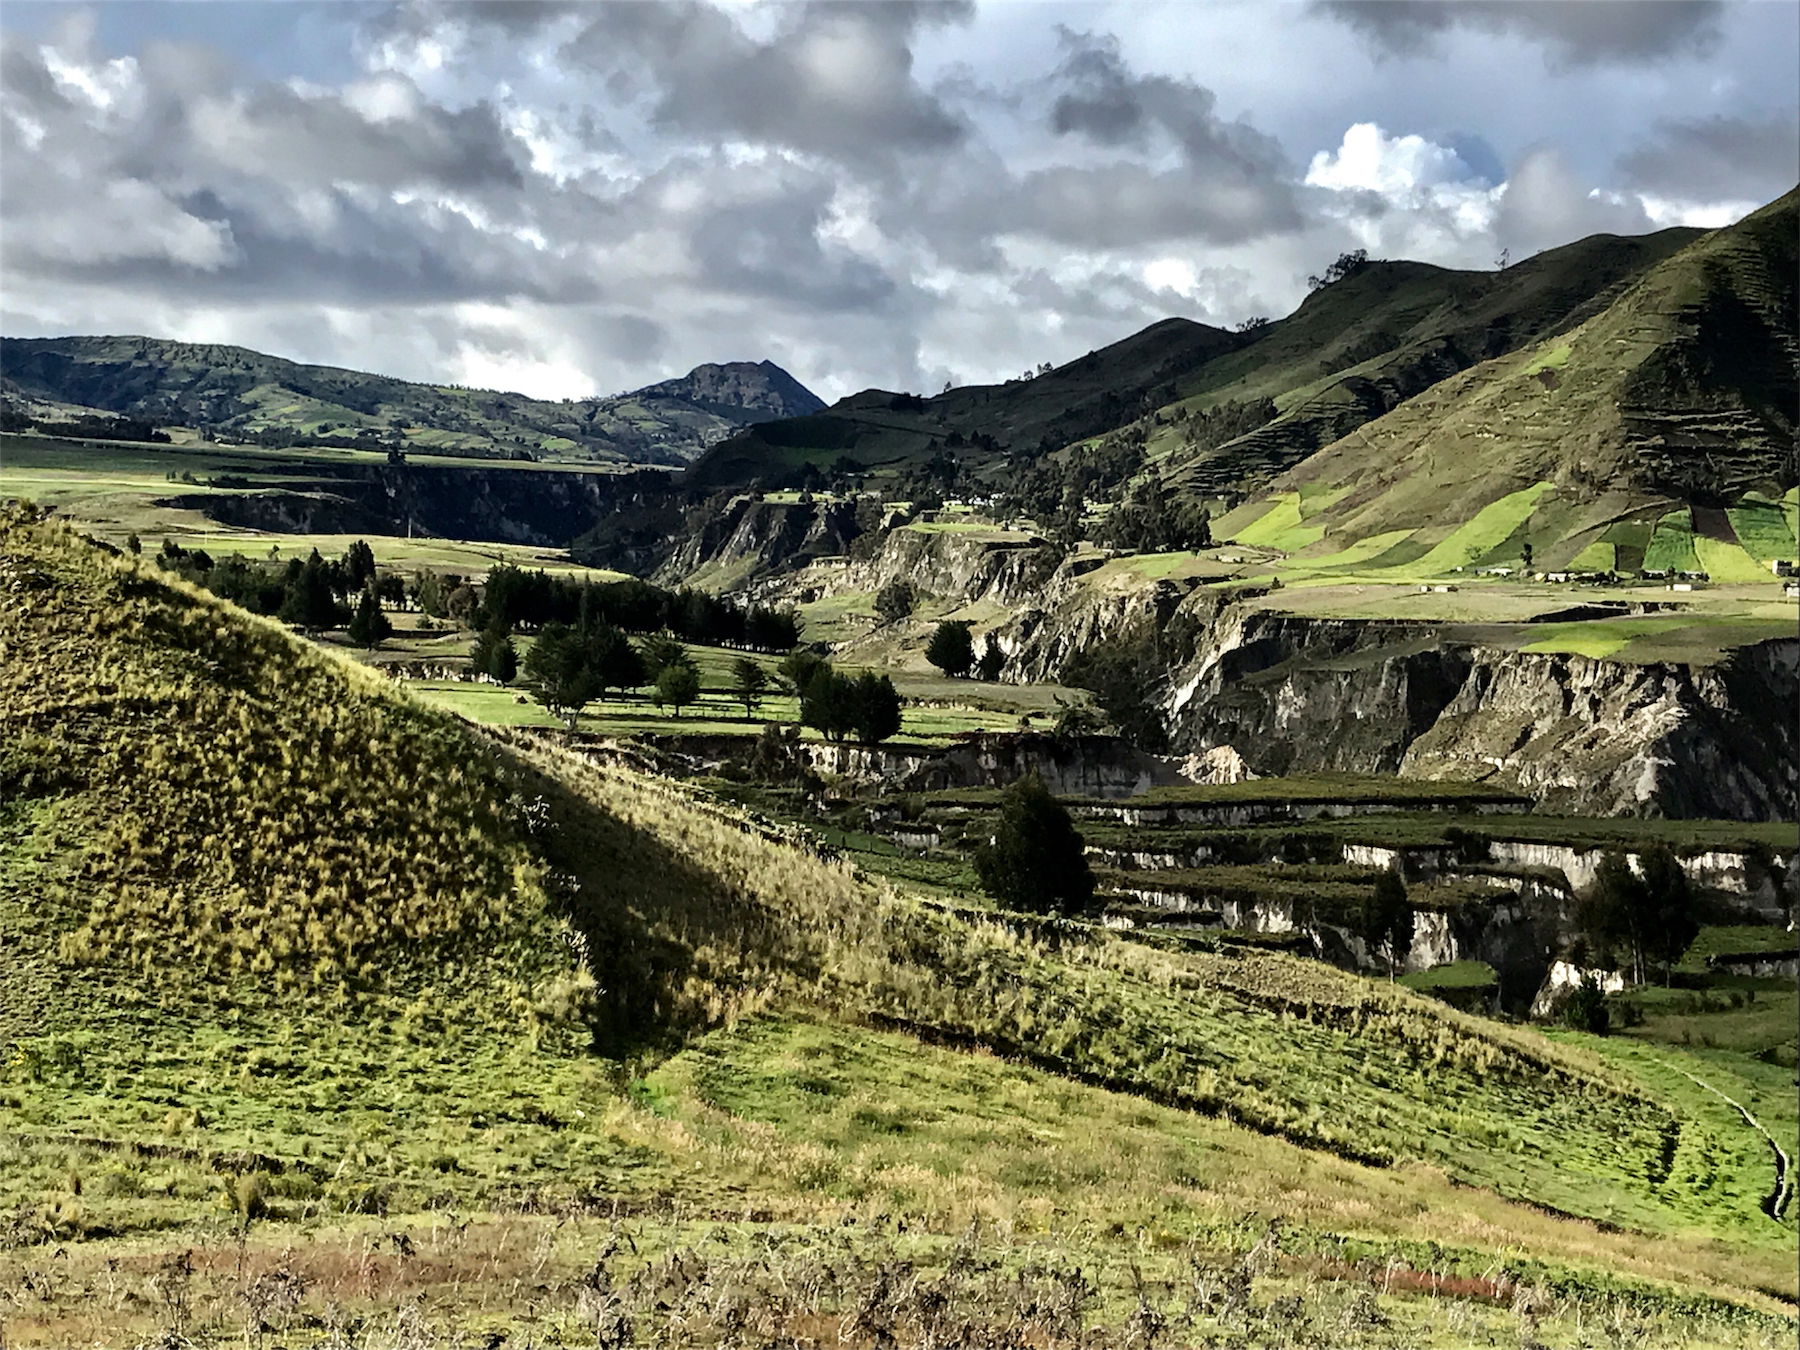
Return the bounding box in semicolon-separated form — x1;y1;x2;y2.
875;579;917;624
1306;248;1369;291
347;588;392;650
732;657;770;716
1639;845;1699;982
524;622;599;730
1359;869;1415;979
341;539;376;591
974;774;1094;914
1052;699;1104;740
638;631;689;680
977;633;1006;682
278;551;345;632
849;672;902;744
779;649;829;698
1560;974;1611;1035
655;661;701;717
1063;634;1167;751
472;624;518;683
925;620;975;678
590;624;646;699
1576;851;1648;983
126;532;142;555
800;667;859;742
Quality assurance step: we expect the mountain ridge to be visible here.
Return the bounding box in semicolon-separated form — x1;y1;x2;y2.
0;333;824;466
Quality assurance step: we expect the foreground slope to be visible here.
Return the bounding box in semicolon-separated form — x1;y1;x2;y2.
0;335;824;465
0;513;1793;1342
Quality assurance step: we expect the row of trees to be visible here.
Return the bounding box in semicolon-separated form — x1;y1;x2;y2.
778;652;902;744
154;539;399;645
478;564;800;652
925;621;1005;681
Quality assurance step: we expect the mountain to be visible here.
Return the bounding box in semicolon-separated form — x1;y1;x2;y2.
0;334;824;465
1155;224;1705;495
687;316;1241;488
1234;187;1799;567
683;226;1707;495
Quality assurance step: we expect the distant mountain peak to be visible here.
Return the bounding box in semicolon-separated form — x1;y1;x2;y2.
638;360;825;421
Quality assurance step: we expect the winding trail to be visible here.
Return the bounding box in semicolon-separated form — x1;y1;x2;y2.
1662;1060;1792;1222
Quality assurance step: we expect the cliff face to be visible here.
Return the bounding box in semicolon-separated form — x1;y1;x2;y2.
1161;608;1797;820
773;525;1797;820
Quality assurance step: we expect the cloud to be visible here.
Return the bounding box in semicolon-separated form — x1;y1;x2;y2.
1313;0;1723;66
1493;147;1652;255
0;0;1789;408
1617;113;1800;205
558;0;973;164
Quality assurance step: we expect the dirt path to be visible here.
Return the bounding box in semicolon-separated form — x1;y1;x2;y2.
1665;1061;1792;1222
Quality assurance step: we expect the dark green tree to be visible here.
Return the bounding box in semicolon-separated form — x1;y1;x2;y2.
655;661;701;717
1577;851;1648;983
849;672;902;743
799;667;858;742
1560;974;1611;1035
1063;634;1167;751
590;624;646;699
472;624;518;683
524;622;599;730
347;588;392;650
341;539;377;591
925;620;975;678
278;551;345;631
974;774;1094;914
977;633;1006;682
875;579;918;624
732;657;770;715
1639;845;1699;982
638;631;689;680
779;649;830;698
1359;869;1415;979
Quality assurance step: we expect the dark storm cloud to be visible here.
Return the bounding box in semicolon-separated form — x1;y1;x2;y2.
559;0;972;163
1314;1;1723;65
1618;114;1800;203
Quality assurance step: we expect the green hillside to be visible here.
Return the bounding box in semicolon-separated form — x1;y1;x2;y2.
1;513;1793;1343
0;336;823;465
1155;226;1702;495
1234;190;1799;567
688;316;1242;489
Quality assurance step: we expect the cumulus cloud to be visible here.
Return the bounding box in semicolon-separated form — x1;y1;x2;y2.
0;0;1789;403
1313;0;1723;66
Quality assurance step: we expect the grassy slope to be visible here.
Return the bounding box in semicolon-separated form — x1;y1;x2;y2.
1;516;1793;1341
1259;191;1797;564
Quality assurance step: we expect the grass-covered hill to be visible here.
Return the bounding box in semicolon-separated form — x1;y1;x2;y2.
687;316;1242;489
0;334;823;465
1153;224;1703;495
685;221;1709;497
1225;188;1799;571
1;512;1794;1342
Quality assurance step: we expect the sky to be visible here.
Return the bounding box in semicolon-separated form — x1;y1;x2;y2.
1;1;1795;403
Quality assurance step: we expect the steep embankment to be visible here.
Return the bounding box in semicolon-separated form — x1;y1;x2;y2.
4;508;1786;1283
1159;604;1799;820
